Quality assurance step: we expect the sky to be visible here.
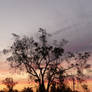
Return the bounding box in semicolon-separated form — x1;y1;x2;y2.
0;0;92;51
0;0;92;91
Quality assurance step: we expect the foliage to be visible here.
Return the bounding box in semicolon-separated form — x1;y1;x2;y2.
22;87;33;92
2;78;17;92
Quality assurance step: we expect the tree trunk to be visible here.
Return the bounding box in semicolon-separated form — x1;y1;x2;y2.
38;78;46;92
8;88;13;92
39;83;46;92
46;82;50;92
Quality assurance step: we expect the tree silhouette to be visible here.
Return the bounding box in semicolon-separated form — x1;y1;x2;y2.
81;84;90;92
22;87;33;92
2;78;17;92
0;90;4;92
66;52;91;92
3;28;91;92
50;82;57;92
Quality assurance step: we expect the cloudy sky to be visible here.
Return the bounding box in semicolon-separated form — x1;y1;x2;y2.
0;0;92;90
0;0;92;52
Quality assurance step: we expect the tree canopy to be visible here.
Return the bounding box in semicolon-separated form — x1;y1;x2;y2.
2;77;17;92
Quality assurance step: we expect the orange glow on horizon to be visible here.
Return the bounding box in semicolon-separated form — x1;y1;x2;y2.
0;79;91;91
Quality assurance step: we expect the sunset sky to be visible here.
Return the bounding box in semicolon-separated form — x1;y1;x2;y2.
0;0;92;91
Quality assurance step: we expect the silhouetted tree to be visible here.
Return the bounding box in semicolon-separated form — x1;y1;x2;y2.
50;81;73;92
0;90;4;92
13;89;18;92
66;52;91;91
81;84;90;92
2;78;17;92
22;87;33;92
50;82;56;92
3;28;91;92
57;85;73;92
